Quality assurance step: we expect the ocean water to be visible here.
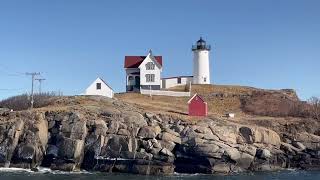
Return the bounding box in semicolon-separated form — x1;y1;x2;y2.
0;168;320;180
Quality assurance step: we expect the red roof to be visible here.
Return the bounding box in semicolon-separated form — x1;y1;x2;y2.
188;94;206;104
124;56;162;68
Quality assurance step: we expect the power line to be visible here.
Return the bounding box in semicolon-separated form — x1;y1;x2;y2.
0;88;25;91
0;63;25;77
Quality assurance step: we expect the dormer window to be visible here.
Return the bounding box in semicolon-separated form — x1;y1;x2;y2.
96;83;101;90
146;62;155;70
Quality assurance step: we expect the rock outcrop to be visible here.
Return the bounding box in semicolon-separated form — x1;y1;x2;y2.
0;97;320;175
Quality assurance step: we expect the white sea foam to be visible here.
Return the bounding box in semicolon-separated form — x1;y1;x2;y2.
0;167;34;173
0;167;92;175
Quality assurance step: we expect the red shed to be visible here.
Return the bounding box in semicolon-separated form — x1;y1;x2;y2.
188;94;208;117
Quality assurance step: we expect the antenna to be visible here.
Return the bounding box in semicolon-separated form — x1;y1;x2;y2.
35;78;46;94
26;72;40;109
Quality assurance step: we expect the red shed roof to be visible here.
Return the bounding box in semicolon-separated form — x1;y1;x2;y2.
188;94;206;104
124;56;162;68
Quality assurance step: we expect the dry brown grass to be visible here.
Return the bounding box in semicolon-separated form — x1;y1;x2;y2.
115;84;259;119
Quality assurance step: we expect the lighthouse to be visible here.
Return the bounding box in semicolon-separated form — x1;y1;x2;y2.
192;37;211;84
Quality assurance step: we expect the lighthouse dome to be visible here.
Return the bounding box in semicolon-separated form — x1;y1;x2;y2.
192;37;211;51
197;37;206;46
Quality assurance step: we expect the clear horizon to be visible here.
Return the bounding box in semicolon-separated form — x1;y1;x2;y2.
0;0;319;100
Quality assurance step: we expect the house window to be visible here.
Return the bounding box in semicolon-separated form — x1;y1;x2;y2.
204;77;207;82
146;62;155;70
146;74;155;82
96;83;101;90
177;78;181;84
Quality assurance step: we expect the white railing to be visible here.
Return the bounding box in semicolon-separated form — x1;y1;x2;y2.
140;89;191;97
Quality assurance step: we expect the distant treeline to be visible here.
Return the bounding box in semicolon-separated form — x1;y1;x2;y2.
0;92;62;111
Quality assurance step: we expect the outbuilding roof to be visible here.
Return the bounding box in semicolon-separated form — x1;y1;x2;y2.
124;56;162;68
96;77;114;91
188;93;206;104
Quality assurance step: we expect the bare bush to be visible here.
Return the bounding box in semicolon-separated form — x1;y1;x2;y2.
308;97;320;121
0;92;62;111
241;91;311;118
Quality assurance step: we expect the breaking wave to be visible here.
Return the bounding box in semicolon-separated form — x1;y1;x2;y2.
0;167;92;175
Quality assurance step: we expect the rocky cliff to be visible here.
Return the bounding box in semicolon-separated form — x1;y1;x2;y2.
0;96;319;175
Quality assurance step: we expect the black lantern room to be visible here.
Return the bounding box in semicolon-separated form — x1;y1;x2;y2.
192;37;211;51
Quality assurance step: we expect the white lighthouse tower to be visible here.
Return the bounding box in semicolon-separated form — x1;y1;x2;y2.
192;37;211;84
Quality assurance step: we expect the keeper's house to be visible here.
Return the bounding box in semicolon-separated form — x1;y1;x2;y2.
124;51;163;92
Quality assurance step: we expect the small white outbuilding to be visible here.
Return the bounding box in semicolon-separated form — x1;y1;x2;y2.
84;77;114;98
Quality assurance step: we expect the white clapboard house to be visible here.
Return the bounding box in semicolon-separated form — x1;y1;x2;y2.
124;50;163;92
84;77;114;98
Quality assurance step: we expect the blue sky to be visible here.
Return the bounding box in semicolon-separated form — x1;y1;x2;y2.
0;0;319;100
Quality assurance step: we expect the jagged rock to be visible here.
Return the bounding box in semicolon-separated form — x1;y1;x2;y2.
209;125;238;144
224;147;241;161
150;147;162;155
58;138;85;161
185;137;206;146
256;149;271;159
158;140;176;151
158;132;181;144
94;120;107;136
2;97;320;175
195;144;224;158
213;163;231;173
34;113;48;149
171;125;185;134
280;142;301;154
292;141;306;151
118;129;130;136
254;128;281;147
193;126;209;134
151;139;162;149
46;145;59;157
106;121;119;134
295;132;320;150
164;128;180;137
145;112;155;119
160;148;174;157
239;126;281;147
120;151;153;160
239;126;254;143
237;153;254;169
105;135;135;152
238;145;257;157
138;126;161;139
122;112;147;127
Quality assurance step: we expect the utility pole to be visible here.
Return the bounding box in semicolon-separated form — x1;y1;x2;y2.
26;72;40;109
35;78;46;94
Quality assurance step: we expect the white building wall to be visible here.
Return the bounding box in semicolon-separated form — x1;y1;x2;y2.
84;78;114;98
141;89;190;97
139;55;161;87
162;77;193;89
193;50;210;84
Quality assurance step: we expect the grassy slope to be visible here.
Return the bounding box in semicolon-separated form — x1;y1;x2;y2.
116;84;257;115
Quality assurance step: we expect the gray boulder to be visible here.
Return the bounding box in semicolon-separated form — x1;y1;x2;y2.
160;148;174;157
159;132;181;144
